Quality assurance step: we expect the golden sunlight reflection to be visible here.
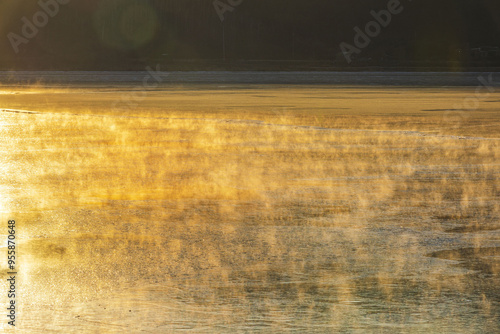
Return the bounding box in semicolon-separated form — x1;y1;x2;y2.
0;115;14;216
0;86;499;332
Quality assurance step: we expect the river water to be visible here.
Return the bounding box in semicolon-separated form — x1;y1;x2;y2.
0;74;499;332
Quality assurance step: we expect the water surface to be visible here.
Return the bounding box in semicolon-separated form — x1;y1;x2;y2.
0;80;499;333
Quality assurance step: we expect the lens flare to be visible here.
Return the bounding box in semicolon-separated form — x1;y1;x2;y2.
92;0;158;51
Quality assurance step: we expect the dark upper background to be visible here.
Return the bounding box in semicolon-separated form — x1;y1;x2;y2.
1;0;499;71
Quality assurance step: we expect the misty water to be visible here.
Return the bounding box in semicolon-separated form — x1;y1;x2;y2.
0;77;499;332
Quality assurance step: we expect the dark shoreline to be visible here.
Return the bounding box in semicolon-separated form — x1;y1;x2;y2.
1;71;499;87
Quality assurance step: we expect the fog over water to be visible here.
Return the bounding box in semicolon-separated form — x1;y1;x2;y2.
0;73;499;332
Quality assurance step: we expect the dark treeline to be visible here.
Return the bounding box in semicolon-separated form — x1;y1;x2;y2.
1;0;499;70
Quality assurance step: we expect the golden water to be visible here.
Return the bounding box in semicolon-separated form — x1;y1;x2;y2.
0;85;499;332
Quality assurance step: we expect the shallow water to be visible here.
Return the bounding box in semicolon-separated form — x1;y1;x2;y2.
0;82;499;333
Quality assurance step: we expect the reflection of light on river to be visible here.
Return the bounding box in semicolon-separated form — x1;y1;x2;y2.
0;116;16;332
0;116;12;216
1;113;39;328
0;86;498;332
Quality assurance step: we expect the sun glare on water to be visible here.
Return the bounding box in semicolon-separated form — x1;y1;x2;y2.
0;85;498;332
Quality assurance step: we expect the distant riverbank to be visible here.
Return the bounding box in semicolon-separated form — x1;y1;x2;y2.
1;71;499;87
